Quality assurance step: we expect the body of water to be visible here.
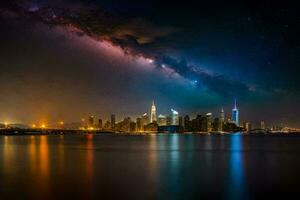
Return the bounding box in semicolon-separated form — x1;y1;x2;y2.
0;134;299;199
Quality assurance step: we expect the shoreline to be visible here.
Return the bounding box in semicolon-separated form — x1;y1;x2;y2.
0;128;299;136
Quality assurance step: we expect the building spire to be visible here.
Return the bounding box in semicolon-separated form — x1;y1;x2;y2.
234;99;237;109
232;99;239;126
150;100;157;123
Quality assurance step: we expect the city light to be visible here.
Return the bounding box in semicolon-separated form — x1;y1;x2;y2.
0;100;297;134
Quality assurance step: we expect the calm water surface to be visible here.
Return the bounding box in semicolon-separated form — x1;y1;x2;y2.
0;134;299;199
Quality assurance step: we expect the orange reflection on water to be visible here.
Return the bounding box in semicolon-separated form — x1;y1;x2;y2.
148;134;158;177
58;135;65;171
38;136;51;199
29;136;37;173
3;136;14;174
85;134;94;198
86;134;94;180
39;136;49;176
26;136;52;199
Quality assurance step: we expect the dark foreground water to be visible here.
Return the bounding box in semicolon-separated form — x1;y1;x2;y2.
0;134;299;200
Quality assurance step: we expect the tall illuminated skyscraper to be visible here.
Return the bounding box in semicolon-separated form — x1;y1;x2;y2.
171;109;179;125
219;107;225;131
232;99;239;126
206;113;212;132
150;101;157;123
142;113;149;127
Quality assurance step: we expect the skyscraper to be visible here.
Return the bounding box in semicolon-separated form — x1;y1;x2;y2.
136;118;142;132
243;122;252;132
232;99;239;126
111;114;116;130
184;115;191;131
88;116;94;128
171;109;179;125
166;115;172;125
206;113;212;132
260;120;266;129
141;113;149;128
150;101;157;123
179;116;183;127
158;114;167;126
98;119;103;129
219;107;225;131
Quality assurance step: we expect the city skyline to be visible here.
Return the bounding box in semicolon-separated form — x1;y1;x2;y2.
1;99;294;131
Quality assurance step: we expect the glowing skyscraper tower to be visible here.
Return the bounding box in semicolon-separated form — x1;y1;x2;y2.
150;101;157;123
232;99;239;126
171;109;179;125
219;107;225;131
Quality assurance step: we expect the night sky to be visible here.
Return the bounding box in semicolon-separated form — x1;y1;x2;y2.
0;0;299;127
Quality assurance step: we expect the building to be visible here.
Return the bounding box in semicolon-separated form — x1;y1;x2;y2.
272;123;283;131
88;116;94;128
232;99;239;126
81;118;87;129
223;122;239;132
103;121;111;130
141;113;149;130
136;118;142;132
171;109;179;125
144;122;158;132
179;116;183;127
150;101;157;123
98;119;103;129
117;117;131;132
158;114;167;126
166;115;172;126
191;115;202;132
206;113;212;132
213;118;220;131
130;122;137;132
260;120;266;130
243;122;252;132
219;107;225;131
111;114;116;131
201;116;207;132
184;115;191;132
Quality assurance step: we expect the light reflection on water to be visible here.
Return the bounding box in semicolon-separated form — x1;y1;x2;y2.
170;134;179;170
227;133;248;200
86;134;94;181
0;134;299;200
